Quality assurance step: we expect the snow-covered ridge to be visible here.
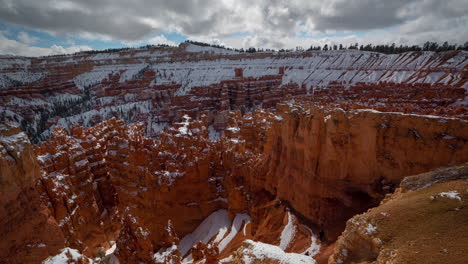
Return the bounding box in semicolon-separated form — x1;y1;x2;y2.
0;44;465;143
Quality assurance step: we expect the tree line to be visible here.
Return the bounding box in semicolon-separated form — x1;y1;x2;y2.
306;41;467;54
186;40;468;54
36;40;468;59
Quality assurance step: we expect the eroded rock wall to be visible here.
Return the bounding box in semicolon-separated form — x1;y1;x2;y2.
2;100;467;263
246;103;468;240
0;125;65;264
1;44;466;142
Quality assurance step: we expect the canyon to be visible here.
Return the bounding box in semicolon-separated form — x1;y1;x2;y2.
0;43;467;264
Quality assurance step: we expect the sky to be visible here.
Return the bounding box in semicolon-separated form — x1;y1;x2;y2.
0;0;467;57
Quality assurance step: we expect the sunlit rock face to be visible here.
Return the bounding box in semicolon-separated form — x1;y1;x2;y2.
0;44;466;264
15;101;464;264
246;103;468;241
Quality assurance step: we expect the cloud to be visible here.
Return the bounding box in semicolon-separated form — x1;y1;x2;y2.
121;35;178;47
147;35;177;46
0;0;466;51
17;31;39;44
0;32;92;56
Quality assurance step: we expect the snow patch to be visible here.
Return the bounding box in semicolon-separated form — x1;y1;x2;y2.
178;209;231;257
218;213;250;252
279;211;296;250
242;240;316;264
439;191;462;201
42;248;94;264
365;224;377;235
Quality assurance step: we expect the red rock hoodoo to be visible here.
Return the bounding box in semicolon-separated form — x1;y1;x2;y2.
0;43;467;264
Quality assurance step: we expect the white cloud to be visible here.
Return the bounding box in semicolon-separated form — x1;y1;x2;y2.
0;0;466;53
17;31;39;44
0;32;92;57
120;35;177;47
147;35;177;46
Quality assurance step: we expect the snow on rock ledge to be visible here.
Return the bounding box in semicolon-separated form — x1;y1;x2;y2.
235;240;316;264
42;248;94;264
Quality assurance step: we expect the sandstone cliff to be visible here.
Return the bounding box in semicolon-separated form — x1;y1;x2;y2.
329;163;468;264
0;124;65;264
1;100;467;264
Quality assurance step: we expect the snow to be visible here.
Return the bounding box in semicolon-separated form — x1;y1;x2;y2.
75;159;88;168
439;191;462;201
58;205;79;227
354;108;464;122
176;114;191;135
365;224;377;235
156;170;185;186
213;225;229;244
243;221;250;236
226;126;240;133
185;43;239;55
105;242;116;255
0;71;45;89
73;66;113;89
442;135;456;140
450;96;468;106
220;256;233;263
0;127;29;157
279;211;296;250
208;125;221;141
301;225;321;257
241;240;316;264
119;63;148;83
178;209;231;257
42;248;94;264
154;244;179;263
218;213;250;252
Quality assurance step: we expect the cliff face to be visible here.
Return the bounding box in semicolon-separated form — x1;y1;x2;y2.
0;42;467;264
329;164;468;264
248;103;468;241
0;124;65;263
0;44;466;143
2;98;467;264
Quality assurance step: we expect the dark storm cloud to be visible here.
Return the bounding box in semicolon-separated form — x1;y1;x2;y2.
309;0;409;31
0;0;222;40
0;0;466;44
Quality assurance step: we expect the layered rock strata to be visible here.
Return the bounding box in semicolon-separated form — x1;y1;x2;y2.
0;43;466;142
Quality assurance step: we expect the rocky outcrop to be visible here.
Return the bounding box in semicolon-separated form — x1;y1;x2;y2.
246;103;468;241
1;98;467;263
329;163;468;264
0;124;65;263
35;121;121;256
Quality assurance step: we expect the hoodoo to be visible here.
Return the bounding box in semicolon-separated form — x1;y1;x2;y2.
0;40;467;264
